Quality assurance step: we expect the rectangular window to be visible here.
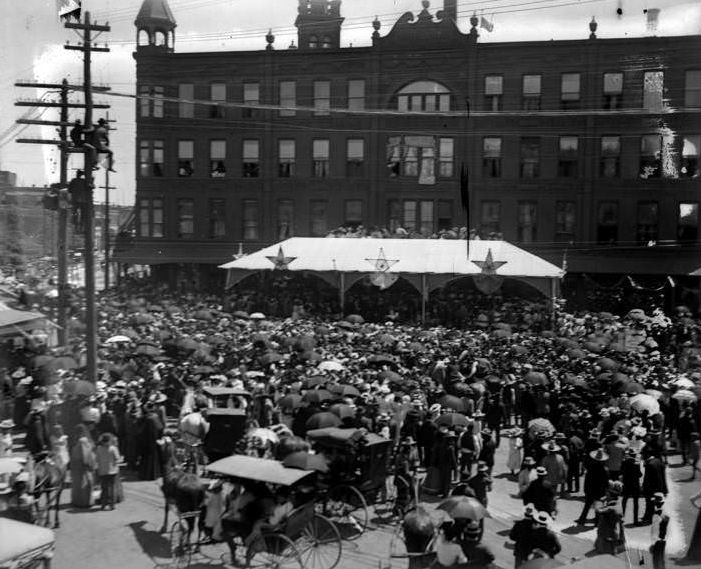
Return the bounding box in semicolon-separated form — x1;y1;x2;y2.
387;200;402;232
636;201;659;244
597;201;619;244
242;200;259;241
480;201;501;236
178;83;194;118
346;139;364;177
348;79;365;110
517;202;537;243
208;198;226;238
210;140;226;177
279;81;296;117
485;75;503;111
419;200;434;235
177;198;195;239
139;140;164;177
681;135;700;178
139;86;150;117
678;202;699;243
685;70;701;107
555;201;575;242
386;135;441;183
313;81;330;116
277;200;294;241
603;72;623;109
522;74;541;110
600;136;621;178
483;137;502;178
178;140;194;177
643;71;664;112
439;138;454;177
520;137;540;179
640;134;662;178
312;139;330;177
558;136;579;177
403;201;417;232
243;82;260;117
210;83;226;118
153;86;164;118
561;73;580;109
138;198;164;238
310;200;328;236
278;139;296;177
243;139;260;178
437;200;452;230
344;200;363;227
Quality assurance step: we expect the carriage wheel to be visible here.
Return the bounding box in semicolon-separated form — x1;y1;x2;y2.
324;485;368;541
169;519;192;569
296;513;342;569
245;533;301;569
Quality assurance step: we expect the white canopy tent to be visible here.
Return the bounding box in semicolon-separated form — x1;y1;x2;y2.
220;238;564;320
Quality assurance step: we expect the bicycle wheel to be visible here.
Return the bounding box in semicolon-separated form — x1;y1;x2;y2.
245;533;301;569
169;519;192;569
324;485;368;541
296;513;342;569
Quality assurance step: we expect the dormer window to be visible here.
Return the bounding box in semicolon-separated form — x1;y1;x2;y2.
309;35;318;48
321;36;332;48
396;81;451;112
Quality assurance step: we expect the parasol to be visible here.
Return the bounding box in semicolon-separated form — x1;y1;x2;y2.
328;384;360;398
335;321;356;330
566;348;587;360
282;451;329;473
303;389;333;405
378;370;402;383
250;312;266;320
259;352;283;366
345;314;364;324
645;389;663;400
434;413;470;428
105;335;133;344
135;344;161;357
232;310;249;319
438;395;467;413
302;376;327;389
672;389;698;403
583;341;604;353
436;495;490;521
306;412;343;430
278;394;303;411
524;371;548;386
673;377;696;389
329;403;356;420
625;382;645;394
528;418;555;437
629;394;660;415
318;360;345;372
596;357;619;371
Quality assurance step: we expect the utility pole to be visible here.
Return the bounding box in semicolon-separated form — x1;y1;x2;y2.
15;79;107;345
64;11;110;382
102;111;116;290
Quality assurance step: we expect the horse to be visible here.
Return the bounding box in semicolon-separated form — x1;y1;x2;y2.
157;435;205;538
32;452;67;528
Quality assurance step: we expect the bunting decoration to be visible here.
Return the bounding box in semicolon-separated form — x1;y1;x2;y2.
365;248;399;272
266;246;296;270
472;248;507;275
472;248;507;296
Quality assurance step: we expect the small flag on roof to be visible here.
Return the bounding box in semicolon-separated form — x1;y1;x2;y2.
480;16;494;32
57;0;81;22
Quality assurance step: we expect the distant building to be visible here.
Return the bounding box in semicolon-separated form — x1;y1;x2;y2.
118;0;701;298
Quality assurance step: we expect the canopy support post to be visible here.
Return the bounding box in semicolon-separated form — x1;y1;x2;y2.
549;277;558;329
339;272;345;316
421;274;427;324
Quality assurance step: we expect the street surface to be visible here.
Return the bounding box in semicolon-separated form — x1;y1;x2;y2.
32;431;700;569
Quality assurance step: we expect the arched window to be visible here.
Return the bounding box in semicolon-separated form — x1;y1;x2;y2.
155;30;167;46
309;35;318;48
138;29;151;46
321;36;332;48
396;81;451;112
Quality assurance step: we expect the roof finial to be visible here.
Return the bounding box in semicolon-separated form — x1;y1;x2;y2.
589;16;598;39
265;28;275;50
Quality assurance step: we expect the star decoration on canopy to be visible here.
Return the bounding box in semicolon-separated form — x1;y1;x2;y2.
472;248;507;275
365;247;399;272
266;246;296;270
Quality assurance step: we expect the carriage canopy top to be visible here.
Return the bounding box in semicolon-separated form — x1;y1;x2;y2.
207;455;315;486
0;518;55;566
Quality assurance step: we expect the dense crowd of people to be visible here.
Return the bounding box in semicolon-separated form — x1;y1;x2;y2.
0;268;700;567
324;225;503;241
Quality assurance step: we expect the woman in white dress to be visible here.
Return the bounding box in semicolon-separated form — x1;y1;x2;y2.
506;428;523;475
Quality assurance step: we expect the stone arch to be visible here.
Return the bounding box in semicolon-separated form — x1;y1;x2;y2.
432;275;552;298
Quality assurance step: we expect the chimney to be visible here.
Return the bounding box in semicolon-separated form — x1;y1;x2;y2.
443;0;457;21
645;8;660;34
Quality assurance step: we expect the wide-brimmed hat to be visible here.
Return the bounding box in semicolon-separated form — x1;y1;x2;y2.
534;511;552;526
535;466;547;476
542;441;561;452
401;436;417;446
523;456;536;466
481;428;492;437
429;403;441;414
0;419;14;430
477;461;489;472
653;492;665;505
0;482;12;495
590;449;609;462
524;503;536;518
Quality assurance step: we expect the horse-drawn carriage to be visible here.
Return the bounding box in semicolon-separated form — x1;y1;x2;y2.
307;427;395;540
0;518;55;569
168;454;342;569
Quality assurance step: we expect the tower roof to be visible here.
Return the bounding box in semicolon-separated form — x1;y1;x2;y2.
135;0;176;28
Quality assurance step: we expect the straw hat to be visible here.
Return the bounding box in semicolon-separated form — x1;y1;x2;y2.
541;441;561;452
0;419;14;430
589;449;609;462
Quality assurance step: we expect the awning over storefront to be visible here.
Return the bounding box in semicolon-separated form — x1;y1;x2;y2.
113;241;240;265
0;304;47;337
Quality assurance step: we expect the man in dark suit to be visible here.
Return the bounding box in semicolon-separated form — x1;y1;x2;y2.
642;454;668;524
522;466;557;516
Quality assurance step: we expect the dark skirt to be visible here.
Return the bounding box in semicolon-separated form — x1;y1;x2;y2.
686;509;701;561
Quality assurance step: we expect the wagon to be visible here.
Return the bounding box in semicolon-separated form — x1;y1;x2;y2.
0;518;55;569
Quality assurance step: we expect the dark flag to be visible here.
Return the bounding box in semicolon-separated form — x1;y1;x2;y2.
57;0;81;22
460;162;470;258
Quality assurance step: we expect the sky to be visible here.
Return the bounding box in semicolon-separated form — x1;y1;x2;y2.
0;0;698;206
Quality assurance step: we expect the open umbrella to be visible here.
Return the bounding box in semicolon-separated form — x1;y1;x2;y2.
306;412;342;430
583;341;604;353
627;309;647;321
329;403;356;420
645;389;663;400
435;413;470;428
524;371;548;386
328;384;360;398
345;314;364;324
629;393;660;415
278;394;303;411
132;313;154;325
194;309;214;320
567;348;587;360
303;389;333;405
232;310;249;319
318;360;345;372
335;321;356;330
625;382;645;394
105;335;133;344
302;376;327;389
177;338;200;352
596;357;619;371
135;344;161;357
368;354;396;365
672;389;698;403
528;418;555;437
436;495;489;521
673;377;696;389
250;312;266;320
259;352;283;366
378;370;402;383
282;451;329;473
438;395;467;413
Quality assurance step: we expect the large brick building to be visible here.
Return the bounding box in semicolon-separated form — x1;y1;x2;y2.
117;0;701;296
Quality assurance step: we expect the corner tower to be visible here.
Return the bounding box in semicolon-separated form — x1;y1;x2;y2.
295;0;344;49
135;0;176;52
